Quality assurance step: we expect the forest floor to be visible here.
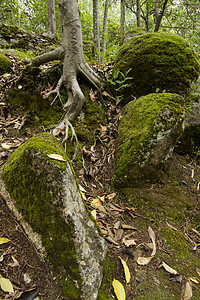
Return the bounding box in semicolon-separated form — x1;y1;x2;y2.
0;53;200;300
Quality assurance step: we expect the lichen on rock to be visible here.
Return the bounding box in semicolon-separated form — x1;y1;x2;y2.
114;93;185;187
0;132;107;299
113;32;200;104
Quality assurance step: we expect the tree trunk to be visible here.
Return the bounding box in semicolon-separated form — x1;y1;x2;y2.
120;0;125;42
155;0;160;23
101;0;109;64
93;0;101;63
136;0;141;28
154;0;169;32
22;0;103;136
48;0;56;37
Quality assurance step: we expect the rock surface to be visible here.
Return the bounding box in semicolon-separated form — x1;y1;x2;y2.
0;132;107;300
113;32;200;104
114;93;185;187
0;53;12;75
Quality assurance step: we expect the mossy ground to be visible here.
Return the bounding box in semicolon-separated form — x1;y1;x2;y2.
113;32;200;102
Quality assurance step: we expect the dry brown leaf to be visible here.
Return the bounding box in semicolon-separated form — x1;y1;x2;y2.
181;281;193;300
137;256;153;265
115;229;124;241
123;238;136;247
102;91;112;98
148;226;156;256
161;261;178;275
105;236;118;245
119;256;131;283
98;125;107;137
1;143;11;150
106;193;116;201
114;220;121;230
196;267;200;277
121;224;137;230
91;210;97;219
91;198;106;213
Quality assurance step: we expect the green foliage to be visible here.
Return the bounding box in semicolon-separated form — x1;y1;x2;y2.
0;53;12;75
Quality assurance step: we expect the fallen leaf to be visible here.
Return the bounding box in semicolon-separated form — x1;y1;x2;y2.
123;238;136;247
137;256;153;265
196;267;200;277
8;256;19;267
112;279;126;300
91;209;97;219
0;277;14;293
105;236;118;245
181;281;193;300
114;220;121;230
98;125;107;137
189;277;199;284
115;229;124;241
0;237;10;245
121;224;137;230
102;90;111;98
148;226;156;256
1;143;11;150
119;257;131;283
106;193;116;201
161;261;178;275
47;153;66;162
91;198;106;213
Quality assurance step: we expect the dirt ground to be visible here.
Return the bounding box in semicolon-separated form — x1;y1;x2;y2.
0;54;200;300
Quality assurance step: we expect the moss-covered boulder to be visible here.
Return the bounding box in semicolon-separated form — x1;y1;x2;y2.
114;93;185;187
113;32;200;104
122;27;145;44
0;53;12;75
0;133;107;299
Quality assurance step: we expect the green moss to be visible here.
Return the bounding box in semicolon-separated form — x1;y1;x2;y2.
0;53;12;75
1;133;82;298
114;93;185;187
8;88;63;127
113;32;200;102
97;252;115;300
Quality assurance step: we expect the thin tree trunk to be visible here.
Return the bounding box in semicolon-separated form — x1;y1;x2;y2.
48;0;56;37
154;0;169;32
101;0;109;64
93;0;101;63
155;0;160;22
120;0;125;42
136;0;141;28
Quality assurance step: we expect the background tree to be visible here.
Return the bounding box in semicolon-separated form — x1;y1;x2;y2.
101;0;110;63
48;0;56;36
120;0;125;42
93;0;101;63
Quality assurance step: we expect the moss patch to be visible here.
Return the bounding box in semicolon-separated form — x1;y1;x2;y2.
113;32;200;103
114;93;185;187
0;53;12;75
1;133;82;298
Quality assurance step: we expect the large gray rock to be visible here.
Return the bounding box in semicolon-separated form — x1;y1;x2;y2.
114;93;185;187
0;132;107;299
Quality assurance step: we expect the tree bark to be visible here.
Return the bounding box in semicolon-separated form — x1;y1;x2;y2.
136;0;141;28
120;0;125;42
154;0;169;32
48;0;56;37
93;0;101;63
23;0;103;135
155;0;160;23
101;0;109;64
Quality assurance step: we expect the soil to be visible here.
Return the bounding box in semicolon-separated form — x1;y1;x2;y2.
0;53;200;300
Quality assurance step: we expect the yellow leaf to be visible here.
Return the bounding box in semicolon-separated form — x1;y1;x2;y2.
0;277;14;293
91;198;106;213
1;143;11;150
112;279;126;300
47;153;66;162
137;256;153;265
181;281;193;300
0;237;10;245
189;277;199;284
161;261;178;275
119;257;131;283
